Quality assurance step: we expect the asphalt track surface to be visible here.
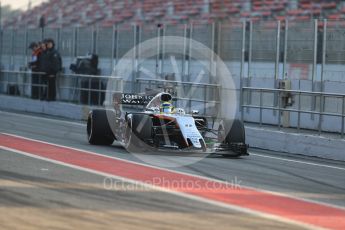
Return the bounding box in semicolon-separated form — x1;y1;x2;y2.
0;110;345;229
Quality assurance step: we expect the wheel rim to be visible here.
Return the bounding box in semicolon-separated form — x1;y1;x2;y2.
87;115;93;141
218;125;226;143
124;119;132;149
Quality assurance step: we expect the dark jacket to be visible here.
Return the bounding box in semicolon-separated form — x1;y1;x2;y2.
40;48;62;75
29;48;42;72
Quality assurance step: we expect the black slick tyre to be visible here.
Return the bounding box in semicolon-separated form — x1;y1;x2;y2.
87;110;115;145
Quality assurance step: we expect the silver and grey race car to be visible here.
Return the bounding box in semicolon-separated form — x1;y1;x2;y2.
87;92;248;157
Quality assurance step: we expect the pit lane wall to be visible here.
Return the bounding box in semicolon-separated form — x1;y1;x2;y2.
0;94;90;120
246;125;345;161
1;94;344;162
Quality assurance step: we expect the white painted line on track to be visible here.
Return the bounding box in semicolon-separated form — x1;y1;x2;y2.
2;132;345;212
0;145;323;230
250;152;345;171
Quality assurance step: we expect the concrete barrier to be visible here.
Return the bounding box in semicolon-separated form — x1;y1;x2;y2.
0;95;91;120
246;126;345;161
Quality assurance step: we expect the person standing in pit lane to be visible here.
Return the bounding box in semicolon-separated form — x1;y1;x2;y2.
28;42;43;99
39;40;48;100
40;38;62;101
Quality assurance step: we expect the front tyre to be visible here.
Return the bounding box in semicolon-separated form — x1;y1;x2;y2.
87;110;115;145
219;119;247;157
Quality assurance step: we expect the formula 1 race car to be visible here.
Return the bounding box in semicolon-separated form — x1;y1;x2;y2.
87;92;248;157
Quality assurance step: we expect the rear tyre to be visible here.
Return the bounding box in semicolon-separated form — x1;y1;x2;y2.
87;110;115;145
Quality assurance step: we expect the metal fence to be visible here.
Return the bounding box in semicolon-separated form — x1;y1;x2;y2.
0;70;122;106
0;70;221;117
1;20;338;77
1;20;344;79
1;19;345;136
242;87;345;137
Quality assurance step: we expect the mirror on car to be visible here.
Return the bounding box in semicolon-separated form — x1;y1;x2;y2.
192;110;199;115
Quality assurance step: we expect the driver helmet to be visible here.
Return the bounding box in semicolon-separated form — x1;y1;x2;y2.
161;101;174;114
